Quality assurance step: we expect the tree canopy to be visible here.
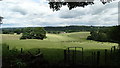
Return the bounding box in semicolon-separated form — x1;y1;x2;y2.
20;27;46;40
87;27;112;42
109;25;120;44
48;0;114;11
88;25;120;49
0;16;3;24
108;25;120;49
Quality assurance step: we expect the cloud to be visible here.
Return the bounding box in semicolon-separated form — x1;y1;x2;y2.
0;0;118;28
58;0;118;26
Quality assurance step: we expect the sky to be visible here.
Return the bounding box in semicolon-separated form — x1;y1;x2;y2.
0;0;119;28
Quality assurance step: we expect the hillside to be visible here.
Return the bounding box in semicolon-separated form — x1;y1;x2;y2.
1;32;118;65
2;32;117;50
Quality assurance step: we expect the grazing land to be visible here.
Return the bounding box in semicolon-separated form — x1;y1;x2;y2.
1;32;118;63
2;32;117;50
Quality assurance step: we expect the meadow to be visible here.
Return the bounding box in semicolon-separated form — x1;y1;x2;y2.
1;32;118;64
2;32;118;49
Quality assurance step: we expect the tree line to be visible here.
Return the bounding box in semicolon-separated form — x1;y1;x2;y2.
2;25;120;44
87;25;120;44
1;26;111;34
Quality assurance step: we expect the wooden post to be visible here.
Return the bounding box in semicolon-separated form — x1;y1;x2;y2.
111;48;112;54
92;52;94;64
72;50;75;64
75;47;76;64
92;52;96;65
64;50;67;63
113;46;116;52
7;46;9;50
97;51;100;66
68;48;70;64
105;49;107;64
21;48;23;53
82;48;83;64
94;52;96;65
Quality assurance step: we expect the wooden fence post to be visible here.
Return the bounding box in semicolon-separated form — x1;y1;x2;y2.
82;48;83;64
68;48;70;64
92;52;94;64
105;49;107;64
94;52;96;65
92;52;96;65
21;48;23;53
113;46;116;52
72;50;75;64
7;46;9;50
111;48;113;54
97;51;100;66
64;50;67;63
75;47;76;64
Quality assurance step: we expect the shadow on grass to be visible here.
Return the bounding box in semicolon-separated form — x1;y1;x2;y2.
2;43;120;68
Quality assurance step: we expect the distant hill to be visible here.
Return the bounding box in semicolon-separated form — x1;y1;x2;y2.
1;25;112;34
45;25;111;32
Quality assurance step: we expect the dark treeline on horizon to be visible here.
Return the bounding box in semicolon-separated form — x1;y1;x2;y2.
1;25;112;34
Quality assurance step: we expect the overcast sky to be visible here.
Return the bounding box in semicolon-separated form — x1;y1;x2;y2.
0;0;119;28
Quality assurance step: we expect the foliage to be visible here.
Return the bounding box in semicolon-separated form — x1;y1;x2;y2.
20;27;46;40
87;27;112;42
48;0;114;11
0;16;3;21
0;16;3;23
88;26;120;43
2;28;23;34
2;44;48;68
2;26;109;34
109;25;120;43
49;2;94;11
45;26;109;34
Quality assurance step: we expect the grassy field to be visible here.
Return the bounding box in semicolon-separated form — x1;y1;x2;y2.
2;32;118;50
1;32;118;63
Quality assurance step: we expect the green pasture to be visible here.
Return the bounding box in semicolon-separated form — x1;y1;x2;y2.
1;32;118;63
2;32;118;50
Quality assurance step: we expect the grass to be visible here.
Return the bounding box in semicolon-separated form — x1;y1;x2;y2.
1;32;118;63
2;32;118;50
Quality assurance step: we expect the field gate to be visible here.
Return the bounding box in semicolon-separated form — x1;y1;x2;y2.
64;47;83;64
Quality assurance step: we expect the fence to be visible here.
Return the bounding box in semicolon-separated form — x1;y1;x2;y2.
64;47;83;64
2;45;46;68
3;45;119;68
64;46;118;66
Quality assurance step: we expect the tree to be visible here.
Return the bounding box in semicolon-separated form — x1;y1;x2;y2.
48;0;114;11
87;27;112;42
0;16;3;24
109;25;120;49
14;29;22;34
20;27;46;40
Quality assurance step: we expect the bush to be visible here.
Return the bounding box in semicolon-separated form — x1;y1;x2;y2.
2;44;48;68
